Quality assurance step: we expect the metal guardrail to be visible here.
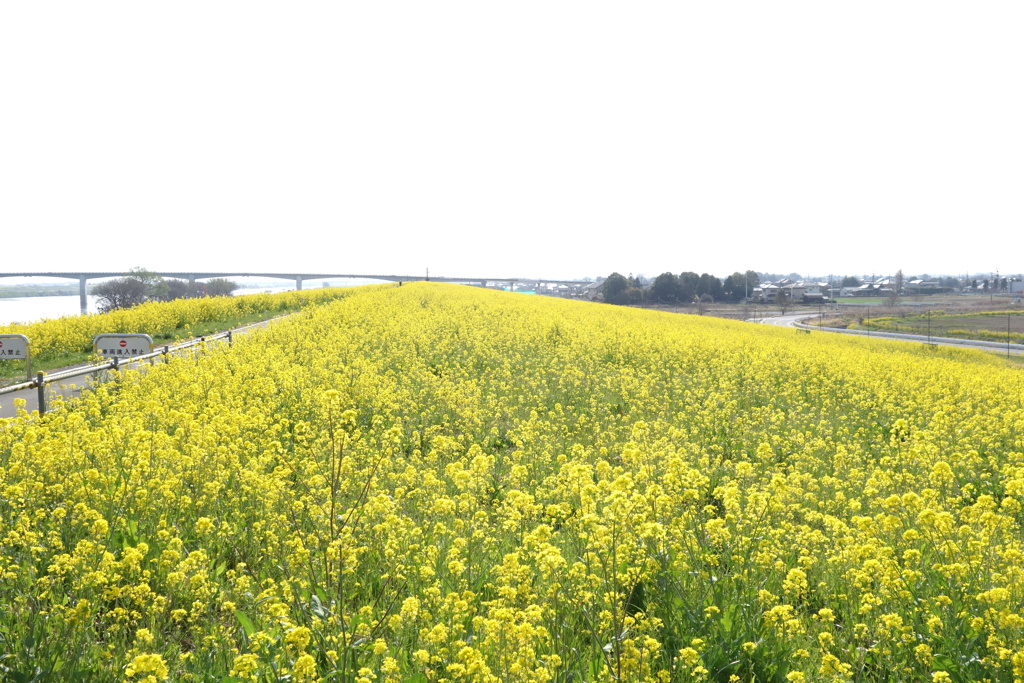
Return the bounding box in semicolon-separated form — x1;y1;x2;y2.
0;330;234;415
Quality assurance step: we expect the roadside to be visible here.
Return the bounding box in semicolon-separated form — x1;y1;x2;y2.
0;315;288;420
0;309;295;386
756;312;1024;359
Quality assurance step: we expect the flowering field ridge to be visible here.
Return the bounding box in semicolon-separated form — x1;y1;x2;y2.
1;283;1023;682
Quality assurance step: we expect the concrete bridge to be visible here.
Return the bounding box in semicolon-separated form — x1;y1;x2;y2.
0;272;590;313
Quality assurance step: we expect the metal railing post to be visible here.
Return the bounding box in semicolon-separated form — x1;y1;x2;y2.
36;372;46;415
228;331;233;345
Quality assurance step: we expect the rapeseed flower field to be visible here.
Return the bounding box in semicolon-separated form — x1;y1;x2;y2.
1;283;1022;682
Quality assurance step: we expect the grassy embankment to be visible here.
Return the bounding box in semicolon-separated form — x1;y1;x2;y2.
811;299;1023;343
853;310;1024;344
0;287;367;384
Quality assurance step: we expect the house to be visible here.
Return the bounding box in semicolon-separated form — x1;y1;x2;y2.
800;282;832;303
581;280;604;300
757;283;779;303
781;283;807;301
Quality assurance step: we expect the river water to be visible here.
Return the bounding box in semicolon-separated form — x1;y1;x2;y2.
0;282;372;326
0;295;102;324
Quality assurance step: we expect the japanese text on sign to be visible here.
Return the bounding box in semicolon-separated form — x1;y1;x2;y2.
93;334;153;359
0;335;30;358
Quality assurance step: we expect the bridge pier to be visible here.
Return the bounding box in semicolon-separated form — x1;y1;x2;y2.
79;276;88;314
295;276;303;291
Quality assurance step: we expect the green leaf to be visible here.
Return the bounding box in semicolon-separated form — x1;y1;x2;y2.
720;604;735;634
310;593;330;619
235;611;257;638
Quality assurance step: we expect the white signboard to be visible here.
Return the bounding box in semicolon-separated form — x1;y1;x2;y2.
0;334;29;359
93;334;153;359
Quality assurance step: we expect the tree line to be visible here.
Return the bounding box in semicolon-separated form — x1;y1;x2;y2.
93;268;239;313
601;271;761;305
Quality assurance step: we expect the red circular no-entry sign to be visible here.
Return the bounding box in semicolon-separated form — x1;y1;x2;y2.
120;339;127;347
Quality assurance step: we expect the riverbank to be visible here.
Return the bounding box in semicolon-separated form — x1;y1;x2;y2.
0;285;79;298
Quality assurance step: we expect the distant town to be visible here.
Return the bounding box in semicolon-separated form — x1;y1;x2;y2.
540;271;1024;305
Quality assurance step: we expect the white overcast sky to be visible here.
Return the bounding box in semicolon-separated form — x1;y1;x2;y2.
1;2;1021;282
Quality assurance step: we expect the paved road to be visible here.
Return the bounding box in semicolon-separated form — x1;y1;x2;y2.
753;313;816;327
752;313;1024;356
0;346;227;420
2;366;107;419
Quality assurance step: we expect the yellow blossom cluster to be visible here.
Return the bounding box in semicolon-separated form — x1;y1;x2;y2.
1;282;1022;681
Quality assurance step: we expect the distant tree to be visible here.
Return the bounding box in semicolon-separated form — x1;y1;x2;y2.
602;273;629;305
722;271;756;302
744;270;760;297
886;272;902;307
204;278;239;297
678;272;700;303
128;268;168;301
163;279;204;300
841;276;860;288
651;272;681;302
625;287;647;305
941;276;959;290
93;268;167;313
94;277;149;313
697;293;713;315
776;288;793;314
696;273;723;302
721;274;738;302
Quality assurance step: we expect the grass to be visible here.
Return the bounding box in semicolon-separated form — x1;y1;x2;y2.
854;310;1024;345
0;285;80;298
835;297;890;304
